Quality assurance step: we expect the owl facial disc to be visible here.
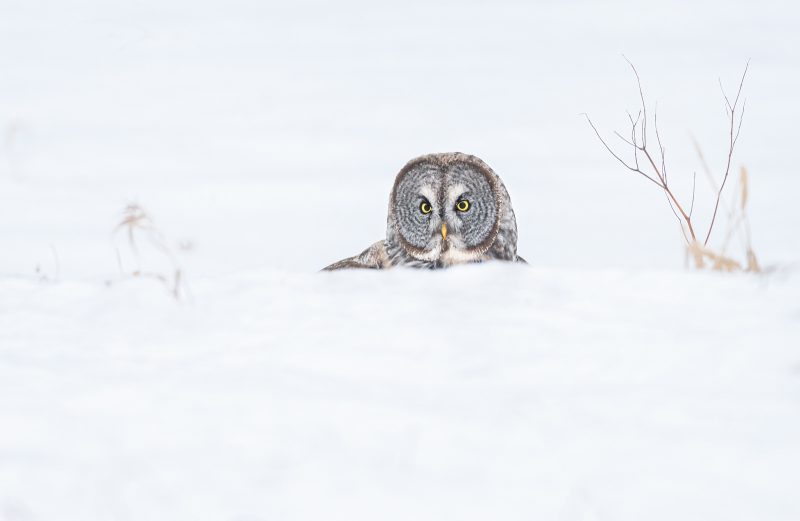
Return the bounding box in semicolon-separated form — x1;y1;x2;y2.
389;153;502;265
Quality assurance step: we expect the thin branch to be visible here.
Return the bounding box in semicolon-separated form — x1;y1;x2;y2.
585;58;702;245
654;104;667;185
583;113;663;188
641;146;697;241
704;61;749;246
623;55;647;148
733;99;747;148
662;188;691;244
693;136;743;246
732;60;749;109
719;77;732;113
628;112;641;169
614;130;636;147
587;58;756;271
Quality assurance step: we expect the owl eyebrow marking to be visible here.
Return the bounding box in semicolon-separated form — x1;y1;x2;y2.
445;183;468;201
418;185;437;204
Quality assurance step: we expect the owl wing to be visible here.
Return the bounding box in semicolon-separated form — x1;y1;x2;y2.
322;241;388;271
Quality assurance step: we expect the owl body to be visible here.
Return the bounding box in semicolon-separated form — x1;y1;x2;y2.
323;152;524;271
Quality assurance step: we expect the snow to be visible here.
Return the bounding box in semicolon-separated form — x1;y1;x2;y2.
1;0;800;519
3;267;799;520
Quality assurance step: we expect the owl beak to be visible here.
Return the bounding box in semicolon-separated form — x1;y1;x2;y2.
441;223;448;241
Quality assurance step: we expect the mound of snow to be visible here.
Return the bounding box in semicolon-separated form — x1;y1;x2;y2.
1;265;798;520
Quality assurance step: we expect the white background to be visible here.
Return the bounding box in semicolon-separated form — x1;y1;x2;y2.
1;1;799;520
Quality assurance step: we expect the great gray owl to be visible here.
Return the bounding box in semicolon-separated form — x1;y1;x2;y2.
323;152;525;270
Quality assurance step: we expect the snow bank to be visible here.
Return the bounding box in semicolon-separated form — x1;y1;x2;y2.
1;266;799;520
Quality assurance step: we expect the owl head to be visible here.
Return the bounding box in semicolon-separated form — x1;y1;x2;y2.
386;152;517;266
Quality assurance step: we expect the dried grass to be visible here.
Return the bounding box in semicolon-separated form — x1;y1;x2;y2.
108;203;188;299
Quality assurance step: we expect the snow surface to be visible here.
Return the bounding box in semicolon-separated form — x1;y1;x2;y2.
2;0;800;520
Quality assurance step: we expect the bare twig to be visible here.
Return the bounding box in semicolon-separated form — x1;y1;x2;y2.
583;114;663;188
587;59;757;272
654;104;667;184
704;60;749;246
586;60;700;243
624;55;648;148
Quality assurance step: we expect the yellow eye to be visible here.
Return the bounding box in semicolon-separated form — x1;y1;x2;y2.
420;201;432;214
456;199;470;212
